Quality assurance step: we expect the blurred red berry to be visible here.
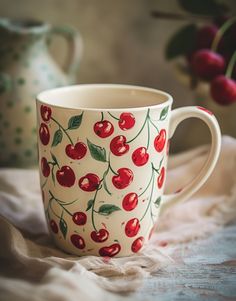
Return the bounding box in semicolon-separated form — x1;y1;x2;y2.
211;75;236;105
191;49;225;80
196;25;218;50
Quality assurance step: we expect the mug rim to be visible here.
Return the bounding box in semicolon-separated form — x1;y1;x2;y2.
36;84;173;112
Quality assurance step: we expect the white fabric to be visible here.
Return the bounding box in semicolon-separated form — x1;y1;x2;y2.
0;136;236;301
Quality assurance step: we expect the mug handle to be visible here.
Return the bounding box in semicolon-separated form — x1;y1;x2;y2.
49;25;83;79
160;106;221;214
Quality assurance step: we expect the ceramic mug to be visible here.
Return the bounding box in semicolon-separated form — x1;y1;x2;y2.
36;84;221;257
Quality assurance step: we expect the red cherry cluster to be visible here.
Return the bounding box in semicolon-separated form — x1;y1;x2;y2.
188;18;236;105
94;113;135;139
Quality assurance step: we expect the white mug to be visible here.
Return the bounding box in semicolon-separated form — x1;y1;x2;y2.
36;84;221;257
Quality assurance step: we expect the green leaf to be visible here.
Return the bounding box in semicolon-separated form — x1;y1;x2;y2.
165;24;197;60
154;196;161;208
159;106;169;121
98;204;121;216
87;139;107;162
67;113;83;130
178;0;228;16
52;129;63;147
86;199;94;211
59;217;68;238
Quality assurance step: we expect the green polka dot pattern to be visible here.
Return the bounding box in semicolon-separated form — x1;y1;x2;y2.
0;21;81;167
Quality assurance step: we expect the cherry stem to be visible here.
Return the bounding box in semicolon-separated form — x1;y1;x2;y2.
152;158;164;174
211;16;236;52
108;111;120;121
91;186;101;232
140;171;155;221
100;112;104;121
41;179;47;189
151;10;214;22
127;109;150;144
226;51;236;78
48;198;61;219
148;117;159;133
147;121;150;149
51;116;74;145
138;167;153;197
49;190;73;216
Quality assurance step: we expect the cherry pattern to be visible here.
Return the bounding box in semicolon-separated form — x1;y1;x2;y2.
118;112;135;130
125;218;140;237
72;212;87;225
50;219;58;233
71;234;86;249
41;157;50;177
131;236;144;253
122;192;138;211
39;123;50;145
91;229;109;242
39;104;169;256
65;142;87;160
99;243;121;257
110;135;129;156
94;117;114;138
40;105;52;122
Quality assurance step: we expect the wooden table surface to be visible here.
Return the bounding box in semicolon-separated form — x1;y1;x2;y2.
128;224;236;301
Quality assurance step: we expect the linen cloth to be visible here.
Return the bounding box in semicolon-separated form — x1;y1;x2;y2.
0;136;236;301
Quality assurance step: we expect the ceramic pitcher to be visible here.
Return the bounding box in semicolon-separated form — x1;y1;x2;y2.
0;18;82;167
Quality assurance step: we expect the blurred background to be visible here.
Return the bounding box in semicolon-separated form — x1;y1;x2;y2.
0;0;236;163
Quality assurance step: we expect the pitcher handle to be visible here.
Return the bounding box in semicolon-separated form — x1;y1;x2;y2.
50;25;83;79
160;106;221;214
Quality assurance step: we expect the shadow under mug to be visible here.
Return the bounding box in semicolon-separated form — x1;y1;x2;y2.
36;84;221;257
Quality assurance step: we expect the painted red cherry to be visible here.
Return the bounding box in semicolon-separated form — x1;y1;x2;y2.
72;212;87;225
41;157;50;177
56;166;75;187
131;236;144;253
65;142;87;160
99;243;121;257
39;123;50;145
40;105;52;122
94;120;114;138
154;129;166;152
132;147;149;166
210;75;236;105
91;229;109;242
70;234;85;249
197;106;213;115
79;173;100;192
196;25;218;50
125;218;140;237
118;113;135;130
50;219;58;233
122;192;138;211
110;135;129;156
191;49;225;81
112;168;133;189
157;167;165;189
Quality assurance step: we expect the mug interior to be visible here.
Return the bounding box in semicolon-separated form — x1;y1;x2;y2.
37;84;172;111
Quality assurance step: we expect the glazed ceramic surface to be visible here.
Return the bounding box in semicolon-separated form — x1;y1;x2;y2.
36;84;221;257
0;18;82;167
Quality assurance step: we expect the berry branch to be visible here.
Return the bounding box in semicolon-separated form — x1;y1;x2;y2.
51;116;74;145
211;17;236;52
226;51;236;78
127;109;150;143
139;159;164;222
107;111;120;121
